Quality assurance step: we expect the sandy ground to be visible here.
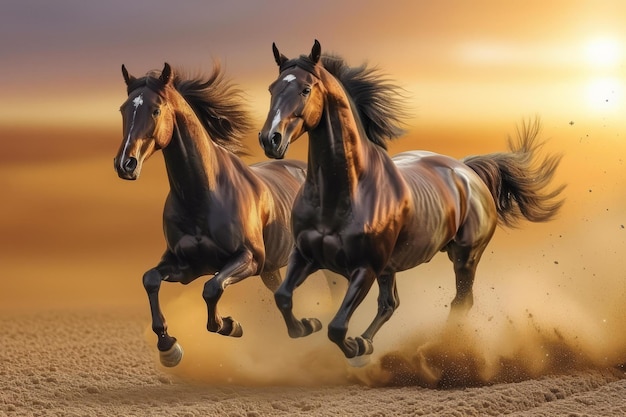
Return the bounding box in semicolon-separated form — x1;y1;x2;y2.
1;309;624;417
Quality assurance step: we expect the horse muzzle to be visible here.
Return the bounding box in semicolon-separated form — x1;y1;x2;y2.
258;131;286;159
114;156;139;180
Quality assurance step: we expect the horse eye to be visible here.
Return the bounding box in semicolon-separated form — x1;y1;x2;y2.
301;87;311;96
152;108;161;117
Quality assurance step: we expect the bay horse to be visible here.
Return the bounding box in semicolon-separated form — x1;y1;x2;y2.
114;63;308;367
258;40;564;363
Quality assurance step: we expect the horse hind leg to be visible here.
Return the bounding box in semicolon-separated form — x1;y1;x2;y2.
359;271;400;355
341;271;400;368
446;240;488;316
275;249;322;338
446;195;496;316
327;267;377;362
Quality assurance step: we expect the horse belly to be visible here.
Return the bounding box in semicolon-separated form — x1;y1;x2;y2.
389;235;446;271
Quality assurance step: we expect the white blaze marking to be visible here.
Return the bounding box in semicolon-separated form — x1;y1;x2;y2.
270;109;281;133
120;93;143;166
283;74;296;83
133;94;144;108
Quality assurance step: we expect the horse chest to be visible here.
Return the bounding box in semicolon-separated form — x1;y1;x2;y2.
163;204;246;273
296;228;349;271
293;196;394;272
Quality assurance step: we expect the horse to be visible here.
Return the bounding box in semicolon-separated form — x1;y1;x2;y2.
258;40;565;363
114;62;309;367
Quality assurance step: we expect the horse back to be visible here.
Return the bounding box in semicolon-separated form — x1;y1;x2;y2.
393;150;475;214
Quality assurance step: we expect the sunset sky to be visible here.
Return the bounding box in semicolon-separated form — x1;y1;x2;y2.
0;1;624;315
1;0;624;129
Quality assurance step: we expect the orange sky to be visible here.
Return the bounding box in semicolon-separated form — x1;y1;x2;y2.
1;1;624;129
0;1;625;317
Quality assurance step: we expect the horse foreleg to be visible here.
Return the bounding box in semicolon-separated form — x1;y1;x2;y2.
203;250;257;337
143;267;184;367
361;271;399;342
328;267;377;362
275;249;321;338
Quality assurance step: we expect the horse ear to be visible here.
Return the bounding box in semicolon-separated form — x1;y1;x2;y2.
160;62;173;85
272;42;288;67
121;64;136;86
309;39;321;64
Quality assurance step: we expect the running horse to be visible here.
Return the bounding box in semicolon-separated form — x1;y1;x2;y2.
258;40;564;363
114;63;307;367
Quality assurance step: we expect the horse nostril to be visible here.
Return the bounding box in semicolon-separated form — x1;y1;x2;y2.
123;157;138;173
271;132;282;148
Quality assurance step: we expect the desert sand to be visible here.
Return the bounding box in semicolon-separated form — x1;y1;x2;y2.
1;124;625;416
1;308;625;416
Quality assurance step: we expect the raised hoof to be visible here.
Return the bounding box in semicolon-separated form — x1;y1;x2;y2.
288;318;322;338
347;354;371;368
217;317;243;338
302;318;322;334
159;342;184;367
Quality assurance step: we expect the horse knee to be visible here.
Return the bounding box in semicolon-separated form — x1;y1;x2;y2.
202;278;222;303
142;269;162;293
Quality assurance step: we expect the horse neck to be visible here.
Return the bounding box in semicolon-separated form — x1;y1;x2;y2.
306;73;374;206
161;96;226;201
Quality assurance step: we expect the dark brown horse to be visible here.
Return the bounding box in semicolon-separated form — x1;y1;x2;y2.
258;40;564;363
114;63;307;367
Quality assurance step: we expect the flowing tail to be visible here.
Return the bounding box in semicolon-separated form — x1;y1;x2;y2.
463;118;566;227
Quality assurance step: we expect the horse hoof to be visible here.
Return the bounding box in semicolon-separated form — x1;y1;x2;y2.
159;342;184;367
229;321;243;338
302;318;322;334
347;354;371;368
217;317;243;338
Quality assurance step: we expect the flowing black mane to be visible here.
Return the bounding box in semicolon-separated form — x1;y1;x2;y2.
280;54;410;149
126;64;251;156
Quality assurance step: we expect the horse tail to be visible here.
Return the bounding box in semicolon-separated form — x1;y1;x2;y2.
462;118;566;227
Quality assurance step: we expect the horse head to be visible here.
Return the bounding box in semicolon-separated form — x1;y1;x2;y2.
259;40;325;159
114;63;176;180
